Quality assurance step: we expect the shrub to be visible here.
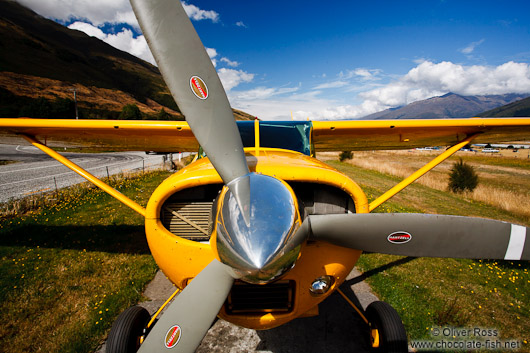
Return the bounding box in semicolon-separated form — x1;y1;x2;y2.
339;151;353;161
448;158;479;193
119;104;142;120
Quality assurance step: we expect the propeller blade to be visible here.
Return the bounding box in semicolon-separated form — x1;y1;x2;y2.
130;0;249;184
305;213;529;260
138;260;235;353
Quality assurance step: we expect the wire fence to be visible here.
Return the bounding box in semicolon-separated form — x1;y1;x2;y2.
0;152;192;203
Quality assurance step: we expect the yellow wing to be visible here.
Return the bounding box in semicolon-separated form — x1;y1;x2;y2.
312;118;530;151
1;117;530;152
0;118;198;152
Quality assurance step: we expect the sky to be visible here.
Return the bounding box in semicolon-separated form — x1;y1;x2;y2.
15;0;530;120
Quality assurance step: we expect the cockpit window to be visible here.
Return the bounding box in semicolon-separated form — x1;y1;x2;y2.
198;121;313;158
237;121;313;155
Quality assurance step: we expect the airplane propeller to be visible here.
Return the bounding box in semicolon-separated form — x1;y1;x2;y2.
130;0;249;351
301;213;529;260
138;260;235;351
130;0;249;185
129;0;528;352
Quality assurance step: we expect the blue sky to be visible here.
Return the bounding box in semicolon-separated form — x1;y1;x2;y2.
16;0;530;120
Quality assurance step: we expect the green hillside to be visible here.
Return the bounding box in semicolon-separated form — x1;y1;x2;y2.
0;0;178;112
0;0;255;121
480;95;530;117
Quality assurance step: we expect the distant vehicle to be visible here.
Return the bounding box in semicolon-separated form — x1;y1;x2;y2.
145;151;179;155
482;148;499;153
415;147;440;151
460;147;476;152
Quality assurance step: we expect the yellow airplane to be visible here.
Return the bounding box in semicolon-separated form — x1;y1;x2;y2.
1;0;530;352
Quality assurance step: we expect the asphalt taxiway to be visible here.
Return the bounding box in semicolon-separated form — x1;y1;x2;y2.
0;144;165;202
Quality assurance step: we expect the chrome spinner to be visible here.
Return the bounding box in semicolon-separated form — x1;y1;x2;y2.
215;173;302;284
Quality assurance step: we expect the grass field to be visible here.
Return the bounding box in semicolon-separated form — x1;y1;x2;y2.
340;150;530;220
325;150;529;351
0;171;171;353
0;152;529;352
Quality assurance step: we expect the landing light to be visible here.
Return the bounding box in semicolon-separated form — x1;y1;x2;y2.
310;275;335;295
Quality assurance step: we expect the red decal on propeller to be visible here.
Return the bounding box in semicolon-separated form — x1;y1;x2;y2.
190;76;208;100
164;325;182;348
387;231;412;244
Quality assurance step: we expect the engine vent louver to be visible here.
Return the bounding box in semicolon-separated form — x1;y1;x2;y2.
225;280;295;314
161;202;213;241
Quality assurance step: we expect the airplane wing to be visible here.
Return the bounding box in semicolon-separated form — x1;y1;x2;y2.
312;118;530;151
1;117;530;152
0;118;198;152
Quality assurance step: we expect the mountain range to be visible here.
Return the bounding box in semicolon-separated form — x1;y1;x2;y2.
361;92;530;120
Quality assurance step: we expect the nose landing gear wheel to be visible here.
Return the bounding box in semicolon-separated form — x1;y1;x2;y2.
106;306;151;353
365;301;408;353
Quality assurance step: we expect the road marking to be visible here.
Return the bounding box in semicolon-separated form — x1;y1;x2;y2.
0;158;97;174
0;158;146;186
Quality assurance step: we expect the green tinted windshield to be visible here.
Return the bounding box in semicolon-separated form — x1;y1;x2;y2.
237;121;312;155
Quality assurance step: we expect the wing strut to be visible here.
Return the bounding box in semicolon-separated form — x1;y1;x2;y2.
22;134;146;217
369;133;479;212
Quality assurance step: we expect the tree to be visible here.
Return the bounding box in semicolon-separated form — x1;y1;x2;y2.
157;108;170;120
19;97;52;118
119;104;142;120
448;159;479;193
339;151;353;161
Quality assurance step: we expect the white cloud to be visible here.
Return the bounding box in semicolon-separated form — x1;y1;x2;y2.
18;0;219;28
460;39;485;55
68;22;155;65
382;60;530;100
313;68;382;90
68;21;106;39
313;81;349;90
232;85;300;100
221;57;240;67
352;68;382;81
206;47;218;66
230;90;333;120
18;0;137;27
235;21;247;28
335;68;382;81
206;48;218;58
182;1;219;22
218;68;255;91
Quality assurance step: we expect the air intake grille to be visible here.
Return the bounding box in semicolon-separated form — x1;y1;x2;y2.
225;280;295;314
161;202;213;241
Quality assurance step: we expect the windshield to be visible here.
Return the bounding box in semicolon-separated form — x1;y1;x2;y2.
237;121;312;155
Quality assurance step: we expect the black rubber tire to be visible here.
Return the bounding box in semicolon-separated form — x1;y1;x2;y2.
106;306;151;353
365;301;408;353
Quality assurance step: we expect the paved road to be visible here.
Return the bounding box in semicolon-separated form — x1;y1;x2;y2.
0;144;168;202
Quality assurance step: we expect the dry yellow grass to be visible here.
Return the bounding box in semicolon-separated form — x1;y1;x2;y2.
0;71;182;116
344;150;530;219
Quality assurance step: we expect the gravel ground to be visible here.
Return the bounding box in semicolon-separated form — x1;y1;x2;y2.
96;268;379;353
